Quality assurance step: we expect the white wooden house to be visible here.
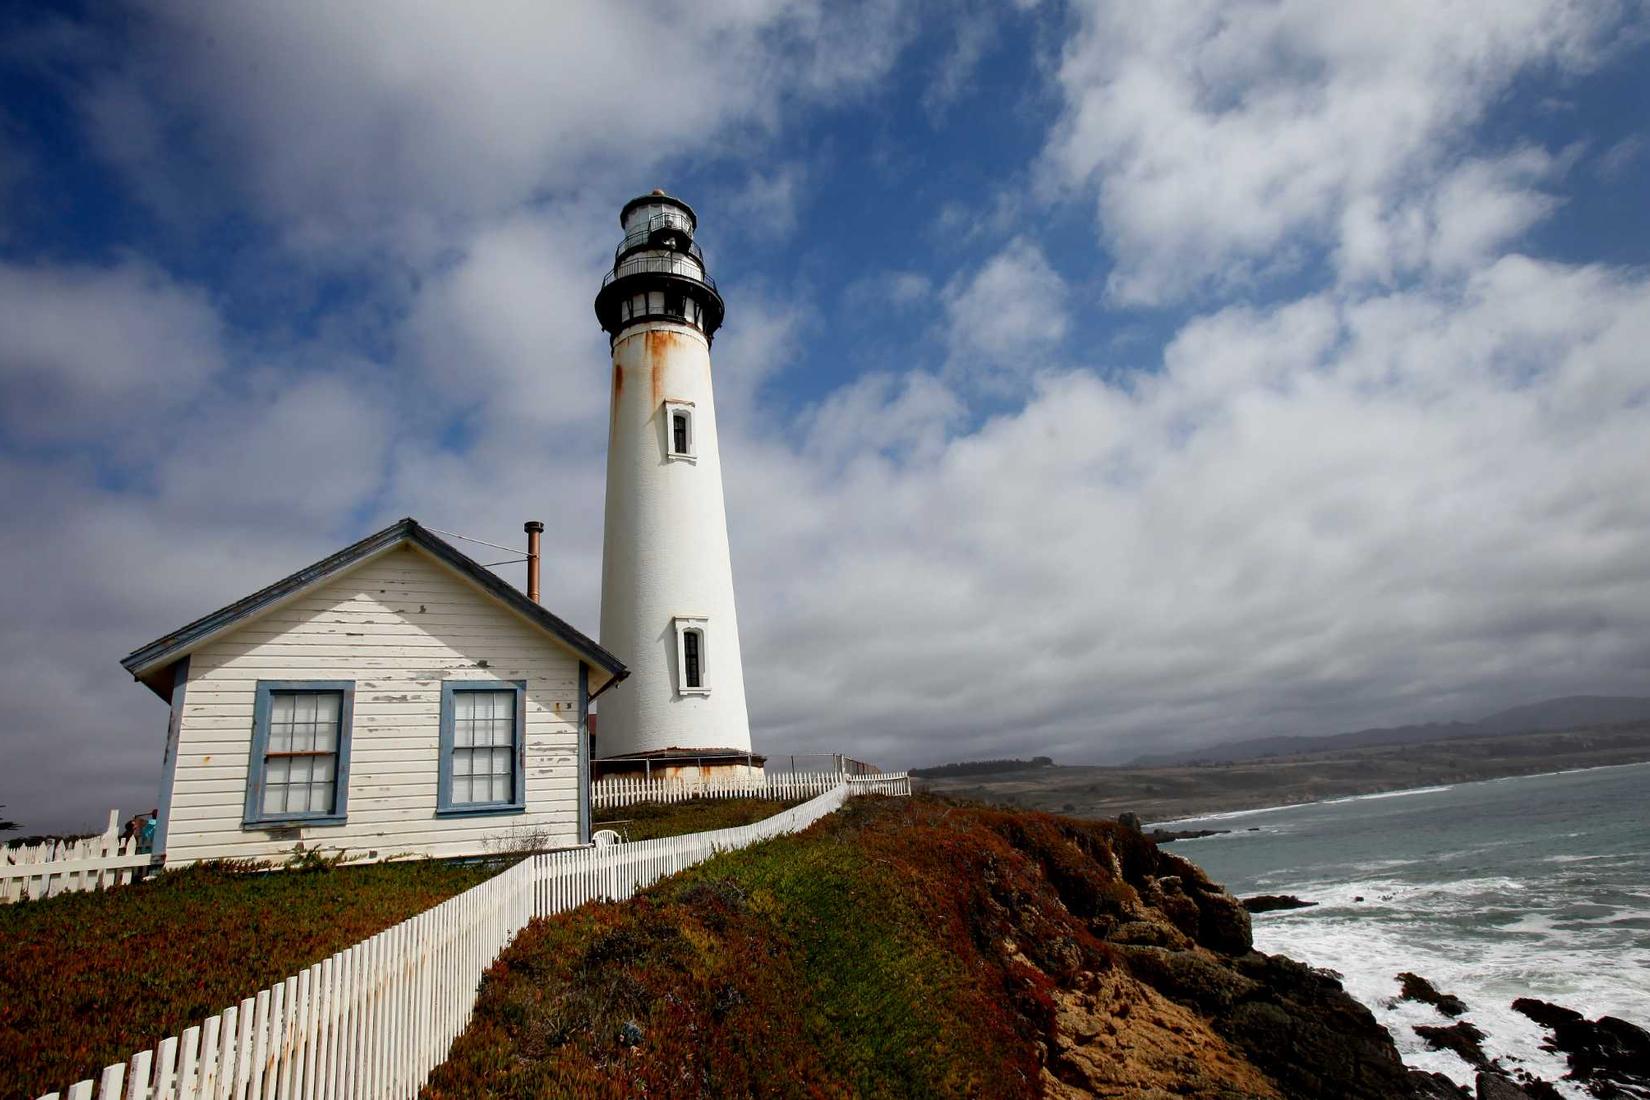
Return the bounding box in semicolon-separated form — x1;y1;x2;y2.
120;518;627;867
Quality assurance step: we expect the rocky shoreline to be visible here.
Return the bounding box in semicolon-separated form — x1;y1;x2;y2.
1108;814;1650;1095
1230;916;1650;1098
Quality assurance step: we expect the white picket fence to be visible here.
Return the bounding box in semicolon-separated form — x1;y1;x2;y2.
37;778;908;1100
591;768;910;809
844;773;912;798
2;810;153;904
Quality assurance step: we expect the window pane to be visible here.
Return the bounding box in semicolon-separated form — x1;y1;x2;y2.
448;690;516;804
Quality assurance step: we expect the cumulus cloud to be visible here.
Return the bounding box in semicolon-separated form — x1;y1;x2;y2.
943;238;1068;376
730;255;1650;768
1041;0;1632;303
0;260;225;441
83;0;915;253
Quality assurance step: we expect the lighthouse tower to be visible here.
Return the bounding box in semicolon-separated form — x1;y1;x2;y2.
593;191;755;778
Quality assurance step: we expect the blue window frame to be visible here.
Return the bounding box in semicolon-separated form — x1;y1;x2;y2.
437;680;527;816
243;681;354;826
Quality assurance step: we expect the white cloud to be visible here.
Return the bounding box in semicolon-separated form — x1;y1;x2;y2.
0;260;225;440
726;164;808;241
405;205;614;432
942;238;1068;373
90;0;915;252
1042;0;1631;303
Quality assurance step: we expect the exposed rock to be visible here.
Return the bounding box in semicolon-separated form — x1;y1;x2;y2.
1147;827;1229;843
1414;1020;1490;1071
1110;919;1194;949
1409;1070;1471;1098
1196;889;1257;955
1204;951;1427;1099
1510;1075;1564;1099
1477;1071;1532;1099
1041;967;1283;1099
1118;945;1263;1014
1118;810;1144;832
1512;998;1584;1031
1243;894;1319;914
1399;972;1470;1017
1514;998;1650;1097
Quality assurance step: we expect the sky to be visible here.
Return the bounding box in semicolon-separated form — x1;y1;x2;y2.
2;1;1648;832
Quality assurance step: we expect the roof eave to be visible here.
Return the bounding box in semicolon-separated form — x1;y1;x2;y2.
120;518;627;686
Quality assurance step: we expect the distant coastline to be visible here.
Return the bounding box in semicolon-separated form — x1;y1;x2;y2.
915;722;1650;824
1153;759;1650;828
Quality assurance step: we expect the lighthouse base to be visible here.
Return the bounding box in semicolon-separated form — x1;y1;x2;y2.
592;747;767;784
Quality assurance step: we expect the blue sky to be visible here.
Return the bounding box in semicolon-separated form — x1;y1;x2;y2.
2;1;1649;831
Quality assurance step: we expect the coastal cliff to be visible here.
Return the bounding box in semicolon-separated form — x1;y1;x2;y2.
427;795;1449;1098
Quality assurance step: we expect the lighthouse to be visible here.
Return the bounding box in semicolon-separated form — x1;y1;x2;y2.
592;192;757;780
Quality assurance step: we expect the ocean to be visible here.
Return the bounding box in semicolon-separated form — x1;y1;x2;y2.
1163;761;1650;1095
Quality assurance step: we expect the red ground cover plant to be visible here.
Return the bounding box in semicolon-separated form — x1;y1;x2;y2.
424;797;1151;1099
0;858;497;1100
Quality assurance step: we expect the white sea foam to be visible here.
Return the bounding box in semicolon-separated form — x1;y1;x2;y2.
1250;909;1650;1097
1318;785;1456;805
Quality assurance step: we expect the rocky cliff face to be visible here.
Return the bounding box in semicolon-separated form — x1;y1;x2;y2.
982;810;1443;1099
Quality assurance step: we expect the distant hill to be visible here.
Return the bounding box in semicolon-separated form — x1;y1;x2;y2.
1129;694;1650;766
910;756;1054;779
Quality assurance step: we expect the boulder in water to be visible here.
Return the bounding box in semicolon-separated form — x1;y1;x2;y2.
1414;1020;1491;1071
1242;893;1318;913
1515;998;1650;1096
1399;971;1469;1017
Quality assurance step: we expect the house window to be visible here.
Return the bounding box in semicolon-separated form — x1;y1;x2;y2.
438;681;527;815
673;617;710;695
244;681;354;826
664;402;695;461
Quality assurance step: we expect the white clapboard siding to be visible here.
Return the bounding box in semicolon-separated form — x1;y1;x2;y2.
1;811;153;904
166;544;586;867
37;779;911;1100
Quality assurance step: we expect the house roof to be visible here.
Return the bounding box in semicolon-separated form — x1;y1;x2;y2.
121;517;627;698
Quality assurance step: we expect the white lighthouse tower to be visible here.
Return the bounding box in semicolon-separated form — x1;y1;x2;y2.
593;191;756;779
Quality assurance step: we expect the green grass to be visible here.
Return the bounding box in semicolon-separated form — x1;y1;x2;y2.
425;796;1154;1099
592;797;802;841
0;858;498;1100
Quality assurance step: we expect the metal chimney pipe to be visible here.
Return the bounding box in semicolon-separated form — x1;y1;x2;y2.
524;520;544;602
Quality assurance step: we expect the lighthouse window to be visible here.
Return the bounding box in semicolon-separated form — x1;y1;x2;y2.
664;402;695;461
664;291;685;319
684;630;702;688
673;616;710;695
